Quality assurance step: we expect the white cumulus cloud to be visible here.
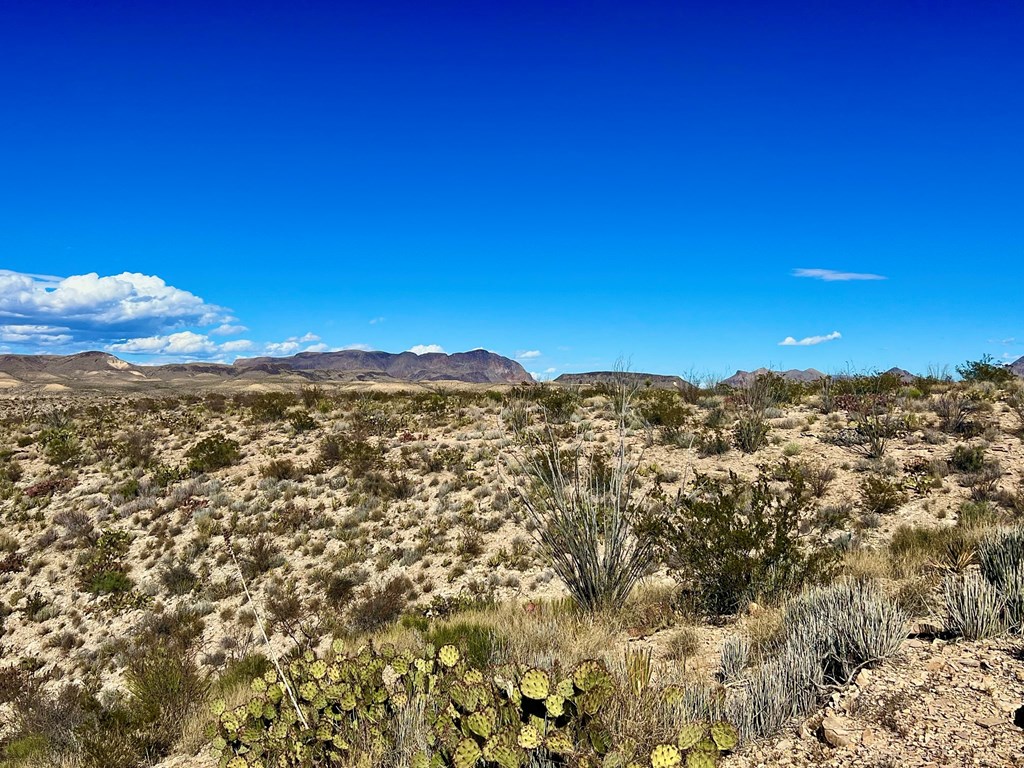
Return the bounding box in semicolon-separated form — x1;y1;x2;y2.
408;344;445;355
262;333;325;356
778;331;842;347
793;268;886;282
516;350;542;360
0;270;230;331
0;324;73;345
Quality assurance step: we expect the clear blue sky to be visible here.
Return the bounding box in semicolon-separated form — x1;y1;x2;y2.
1;1;1021;378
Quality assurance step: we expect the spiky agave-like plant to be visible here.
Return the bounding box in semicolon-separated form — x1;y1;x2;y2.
502;371;654;612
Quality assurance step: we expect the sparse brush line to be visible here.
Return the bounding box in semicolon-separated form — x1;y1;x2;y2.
223;532;308;729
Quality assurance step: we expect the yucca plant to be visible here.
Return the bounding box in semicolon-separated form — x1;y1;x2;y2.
504;374;653;612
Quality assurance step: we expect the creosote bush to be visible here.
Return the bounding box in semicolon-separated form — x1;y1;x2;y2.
646;466;835;615
186;433;241;473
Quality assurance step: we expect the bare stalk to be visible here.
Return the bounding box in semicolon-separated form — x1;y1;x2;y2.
223;533;307;728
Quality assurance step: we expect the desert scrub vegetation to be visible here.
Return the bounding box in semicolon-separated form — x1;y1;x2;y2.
645;464;837;615
1;360;1023;766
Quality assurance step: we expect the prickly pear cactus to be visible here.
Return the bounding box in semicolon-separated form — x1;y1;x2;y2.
519;668;551;700
685;750;717;768
710;721;738;752
651;743;682;768
453;738;483;768
439;644;461;669
676;723;706;750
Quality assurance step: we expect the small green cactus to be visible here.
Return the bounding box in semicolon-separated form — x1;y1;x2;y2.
676;723;706;750
517;724;542;749
439;644;461;668
710;721;738;751
453;738;482;768
544;693;565;718
651;744;682;768
519;668;551;700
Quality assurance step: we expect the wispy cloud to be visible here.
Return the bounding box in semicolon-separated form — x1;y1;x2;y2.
369;317;385;325
210;323;248;336
778;330;842;346
408;344;445;355
793;268;886;282
516;350;542;360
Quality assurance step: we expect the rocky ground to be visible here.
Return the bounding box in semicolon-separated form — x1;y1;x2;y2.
1;376;1023;766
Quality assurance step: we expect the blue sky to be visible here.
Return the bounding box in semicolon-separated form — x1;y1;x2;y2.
1;1;1021;379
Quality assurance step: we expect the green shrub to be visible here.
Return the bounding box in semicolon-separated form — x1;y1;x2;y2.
124;637;209;757
956;354;1014;384
859;475;907;515
261;458;301;481
243;391;298;423
646;468;834;615
214;653;273;696
637;390;689;436
78;530;133;595
349;575;414;633
186;434;241;473
733;415;769;453
39;427;81;467
695;429;730;456
950;443;987;473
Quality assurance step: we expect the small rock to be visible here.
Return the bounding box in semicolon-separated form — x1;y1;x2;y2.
976;715;1003;729
820;716;860;748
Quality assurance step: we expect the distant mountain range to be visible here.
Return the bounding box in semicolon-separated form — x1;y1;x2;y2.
0;349;532;390
1;352;1020;392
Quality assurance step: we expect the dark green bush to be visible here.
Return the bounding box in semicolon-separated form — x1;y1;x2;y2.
349;575;414;632
186;434;241;473
646;468;834;615
242;391;298;423
318;434;383;477
260;458;301;481
950;443;987;474
637;390;689;436
696;429;730;457
160;561;199;596
77;530;133;595
39;427;81;467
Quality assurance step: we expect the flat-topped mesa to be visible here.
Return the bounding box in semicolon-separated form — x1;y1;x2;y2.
233;349;532;384
0;349;533;387
553;371;692;391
